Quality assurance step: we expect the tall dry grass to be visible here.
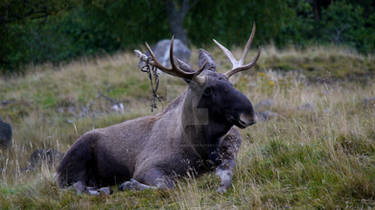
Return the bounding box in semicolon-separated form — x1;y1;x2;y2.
0;46;374;208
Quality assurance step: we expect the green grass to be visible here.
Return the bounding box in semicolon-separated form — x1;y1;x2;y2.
256;45;375;82
0;46;374;208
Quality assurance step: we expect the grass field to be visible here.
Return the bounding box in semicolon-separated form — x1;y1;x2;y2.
0;45;374;209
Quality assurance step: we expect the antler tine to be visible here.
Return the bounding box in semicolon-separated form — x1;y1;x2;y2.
145;39;186;78
213;39;238;68
169;36;196;77
195;60;208;76
144;36;207;83
145;42;170;72
225;49;261;78
214;22;260;78
239;23;256;64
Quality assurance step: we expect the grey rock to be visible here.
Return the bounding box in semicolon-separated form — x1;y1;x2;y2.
256;111;279;121
1;99;15;105
86;186;97;191
68;106;76;115
78;186;113;195
363;97;375;106
111;103;124;113
139;38;191;70
73;181;86;194
297;103;315;111
88;189;100;195
66;119;74;124
0;118;12;149
255;99;274;110
28;148;64;168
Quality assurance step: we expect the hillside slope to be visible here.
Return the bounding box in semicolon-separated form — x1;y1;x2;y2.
0;46;374;209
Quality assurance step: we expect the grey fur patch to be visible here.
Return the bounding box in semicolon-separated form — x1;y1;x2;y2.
215;168;233;193
119;178;157;191
198;49;216;72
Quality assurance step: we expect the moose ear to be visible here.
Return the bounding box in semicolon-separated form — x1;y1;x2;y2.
175;58;195;84
198;49;216;72
176;58;194;73
175;58;206;85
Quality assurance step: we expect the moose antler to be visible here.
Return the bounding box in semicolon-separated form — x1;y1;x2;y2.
137;36;207;85
213;23;261;78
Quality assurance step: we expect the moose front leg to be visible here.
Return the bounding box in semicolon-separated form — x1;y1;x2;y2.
215;160;235;193
72;181;113;195
119;167;174;191
215;127;242;193
118;178;158;191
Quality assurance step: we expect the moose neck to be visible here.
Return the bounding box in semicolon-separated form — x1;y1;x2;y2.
180;89;232;155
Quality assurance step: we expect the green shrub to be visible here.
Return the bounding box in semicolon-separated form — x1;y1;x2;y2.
1;0;374;74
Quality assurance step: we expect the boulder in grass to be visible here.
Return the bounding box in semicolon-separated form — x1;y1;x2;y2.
138;38;191;70
297;103;315;112
255;99;274;110
363;97;375;107
256;110;280;121
0;117;12;149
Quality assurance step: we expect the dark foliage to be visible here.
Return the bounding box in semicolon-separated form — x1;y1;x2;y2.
0;0;374;73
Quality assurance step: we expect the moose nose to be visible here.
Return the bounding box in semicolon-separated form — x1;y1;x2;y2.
239;113;257;127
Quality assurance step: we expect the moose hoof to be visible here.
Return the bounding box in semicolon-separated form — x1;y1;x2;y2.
216;186;227;193
86;187;112;195
118;180;138;191
73;181;86;194
87;189;100;195
99;187;113;195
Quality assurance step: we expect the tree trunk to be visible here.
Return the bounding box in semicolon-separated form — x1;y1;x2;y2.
165;0;199;45
167;8;188;45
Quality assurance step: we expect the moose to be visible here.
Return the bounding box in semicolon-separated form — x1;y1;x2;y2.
57;24;261;195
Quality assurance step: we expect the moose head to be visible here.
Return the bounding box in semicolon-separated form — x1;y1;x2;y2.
137;24;260;131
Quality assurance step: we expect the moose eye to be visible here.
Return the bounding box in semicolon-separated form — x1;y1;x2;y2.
203;87;212;96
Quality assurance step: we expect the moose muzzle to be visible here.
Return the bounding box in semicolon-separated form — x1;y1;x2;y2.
238;112;257;128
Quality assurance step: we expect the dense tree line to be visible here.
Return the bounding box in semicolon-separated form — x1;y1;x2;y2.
0;0;374;73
